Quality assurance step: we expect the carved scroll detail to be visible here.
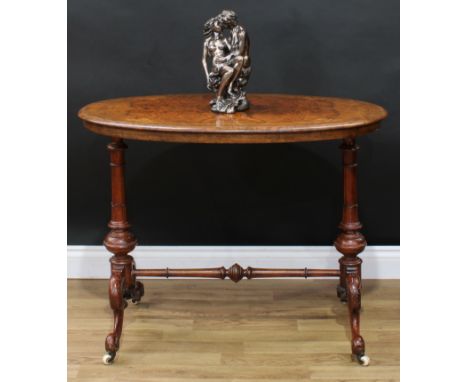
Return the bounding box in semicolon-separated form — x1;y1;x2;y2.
346;274;365;357
103;139;144;364
105;264;127;354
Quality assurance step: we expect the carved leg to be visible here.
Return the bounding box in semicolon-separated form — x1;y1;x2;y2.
334;137;369;366
346;273;368;365
102;138;143;364
103;261;127;364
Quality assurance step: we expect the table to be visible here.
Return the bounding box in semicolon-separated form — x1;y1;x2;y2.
78;93;387;366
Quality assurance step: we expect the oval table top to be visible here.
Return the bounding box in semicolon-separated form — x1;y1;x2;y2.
78;94;387;144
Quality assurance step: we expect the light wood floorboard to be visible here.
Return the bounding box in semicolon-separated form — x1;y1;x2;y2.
68;279;399;381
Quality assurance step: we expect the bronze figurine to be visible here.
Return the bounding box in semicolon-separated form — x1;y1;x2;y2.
202;10;251;113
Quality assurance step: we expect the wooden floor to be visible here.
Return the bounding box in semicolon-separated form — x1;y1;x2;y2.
68;279;399;382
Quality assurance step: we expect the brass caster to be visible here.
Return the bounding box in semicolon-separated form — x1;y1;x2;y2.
102;351;116;365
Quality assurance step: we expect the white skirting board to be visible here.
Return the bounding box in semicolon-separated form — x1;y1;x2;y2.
67;246;399;279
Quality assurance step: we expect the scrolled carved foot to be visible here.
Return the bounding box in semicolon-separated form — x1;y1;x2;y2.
105;332;120;354
346;275;368;365
352;338;370;366
351;335;365;357
105;272;126;363
104;332;120;364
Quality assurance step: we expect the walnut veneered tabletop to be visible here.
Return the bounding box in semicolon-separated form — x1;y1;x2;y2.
78;94;387;143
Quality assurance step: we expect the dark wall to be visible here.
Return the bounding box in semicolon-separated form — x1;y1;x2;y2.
68;0;399;245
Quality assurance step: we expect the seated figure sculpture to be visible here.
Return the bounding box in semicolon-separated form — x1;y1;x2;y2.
202;10;251;113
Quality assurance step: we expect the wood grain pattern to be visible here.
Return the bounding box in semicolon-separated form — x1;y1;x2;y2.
78;94;387;143
68;279;400;381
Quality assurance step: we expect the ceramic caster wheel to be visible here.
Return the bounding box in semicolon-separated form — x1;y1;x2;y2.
102;352;116;365
358;355;370;366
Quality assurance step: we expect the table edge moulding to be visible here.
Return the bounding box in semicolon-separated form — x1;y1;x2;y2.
78;93;388;367
79;94;387;144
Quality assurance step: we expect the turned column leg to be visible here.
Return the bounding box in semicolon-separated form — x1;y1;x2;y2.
102;138;144;365
334;137;369;366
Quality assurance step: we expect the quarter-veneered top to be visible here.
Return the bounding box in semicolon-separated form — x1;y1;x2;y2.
78;94;387;143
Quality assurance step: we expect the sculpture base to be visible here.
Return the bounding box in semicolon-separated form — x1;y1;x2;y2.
210;94;249;114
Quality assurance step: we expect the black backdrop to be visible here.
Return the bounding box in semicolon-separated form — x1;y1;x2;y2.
68;0;399;245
